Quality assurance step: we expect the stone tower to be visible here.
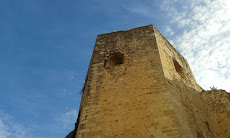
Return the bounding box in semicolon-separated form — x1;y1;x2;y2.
67;25;230;138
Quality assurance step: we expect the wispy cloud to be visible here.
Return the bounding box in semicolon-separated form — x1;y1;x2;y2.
64;71;79;81
56;109;78;129
0;110;28;138
123;4;155;18
165;26;175;35
161;0;230;91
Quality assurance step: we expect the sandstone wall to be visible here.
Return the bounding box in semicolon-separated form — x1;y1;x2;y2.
154;26;213;137
201;90;230;137
153;26;230;138
74;25;182;138
67;25;230;138
166;79;215;138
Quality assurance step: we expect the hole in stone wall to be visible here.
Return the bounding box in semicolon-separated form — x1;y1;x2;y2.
173;59;186;79
105;52;124;68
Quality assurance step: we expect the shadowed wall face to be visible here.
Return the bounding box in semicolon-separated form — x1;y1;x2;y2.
153;26;230;138
172;59;186;80
153;26;202;92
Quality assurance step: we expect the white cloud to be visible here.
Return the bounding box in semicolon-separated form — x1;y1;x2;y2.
56;109;78;129
160;0;230;91
0;110;28;138
165;26;174;35
0;120;10;138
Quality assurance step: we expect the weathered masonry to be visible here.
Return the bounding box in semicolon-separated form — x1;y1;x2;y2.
66;25;230;138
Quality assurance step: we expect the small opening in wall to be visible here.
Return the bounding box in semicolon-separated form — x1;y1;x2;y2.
173;59;186;79
105;52;124;68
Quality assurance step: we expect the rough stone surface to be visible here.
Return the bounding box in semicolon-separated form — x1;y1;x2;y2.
66;25;230;138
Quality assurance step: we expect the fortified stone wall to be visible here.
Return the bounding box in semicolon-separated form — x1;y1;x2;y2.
67;25;230;138
74;25;182;138
201;90;230;137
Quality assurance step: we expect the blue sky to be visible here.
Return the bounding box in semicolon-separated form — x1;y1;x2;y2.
0;0;230;137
